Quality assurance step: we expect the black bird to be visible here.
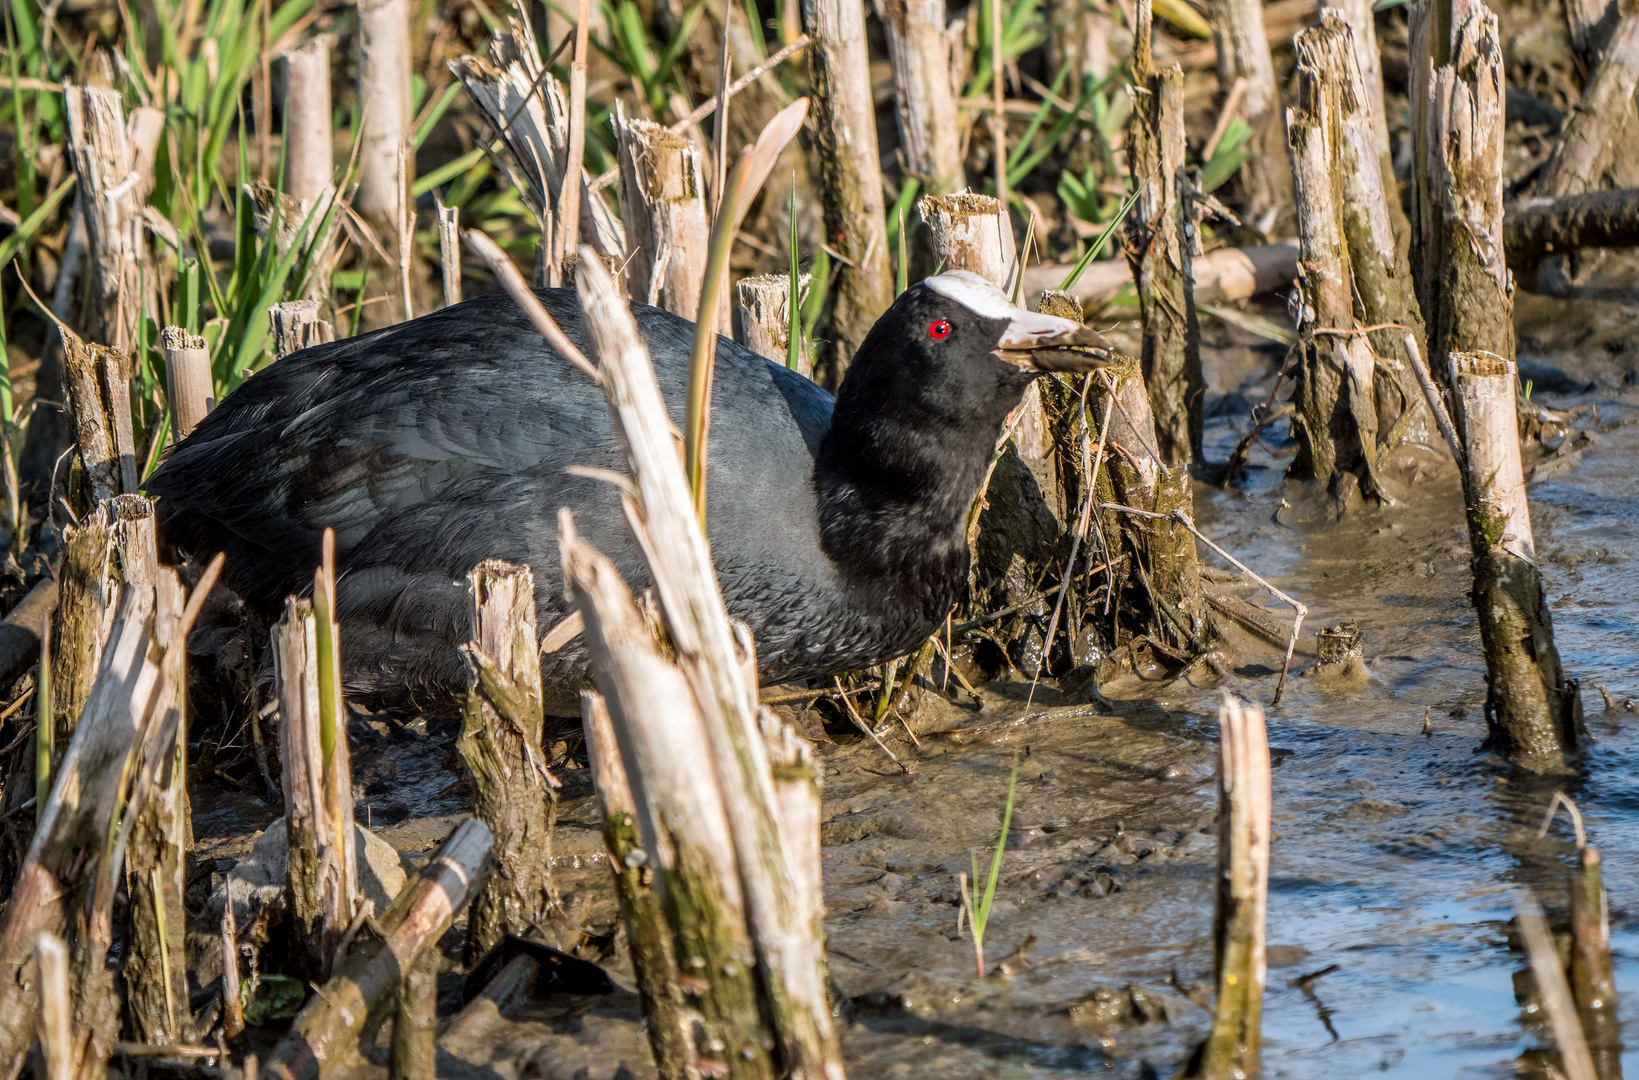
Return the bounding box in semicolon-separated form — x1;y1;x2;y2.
146;271;1112;714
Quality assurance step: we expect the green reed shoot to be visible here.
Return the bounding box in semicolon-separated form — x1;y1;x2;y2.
965;750;1021;978
1059;184;1143;292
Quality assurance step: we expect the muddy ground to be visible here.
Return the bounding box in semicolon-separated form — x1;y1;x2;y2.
174;282;1639;1080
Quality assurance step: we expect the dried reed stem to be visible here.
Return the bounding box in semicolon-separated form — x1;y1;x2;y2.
614;106;710;317
803;0;894;374
458;560;560;962
736;272;810;372
282;36;334;208
270;300;337;359
160;326;213;442
435;198;461;307
1206;0;1288;235
59;330;136;503
356;0;412;224
882;0;965;195
1198;693;1271;1079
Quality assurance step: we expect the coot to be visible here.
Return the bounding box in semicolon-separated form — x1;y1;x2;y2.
146;272;1111;713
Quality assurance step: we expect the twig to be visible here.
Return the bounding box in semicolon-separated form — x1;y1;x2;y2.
1100;504;1307;705
1515;892;1598;1080
462;229;601;383
834;677;907;771
1401;332;1465;467
1539;790;1588;849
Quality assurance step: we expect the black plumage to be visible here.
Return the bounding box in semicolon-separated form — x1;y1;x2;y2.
146;274;1097;713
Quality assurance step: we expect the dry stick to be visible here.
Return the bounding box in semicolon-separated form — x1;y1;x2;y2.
834;675;906;769
613;104;710;317
1448;351;1574;768
1103;504;1307;705
561;522;776;1078
221;901;245;1038
1569;845;1621;1067
990;0;1007;213
355;0;411;223
711;0;733;218
737;272;811;368
1197;693;1271;1080
1505;187;1639;263
1023;242;1298;310
804;0;894;372
160;327;213;442
1201;75;1247;162
1316;0;1409;251
64;87;146;354
1536;12;1639;198
558;0;591;272
389;950;438;1080
396;142;414;321
269;300;337;359
1207;0;1287;235
457;560;560;963
435;198;461;307
577;692;693;1075
1285;27;1383;500
1401;332;1464;467
263;820;496;1080
586;35;811;195
463;229;601;383
58;330;135;503
1125;20;1200;468
882;0;965;195
1516;893;1599;1080
37;933;72;1080
571;252;845;1077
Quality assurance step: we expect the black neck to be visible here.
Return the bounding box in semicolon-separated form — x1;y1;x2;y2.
813;366;1035;622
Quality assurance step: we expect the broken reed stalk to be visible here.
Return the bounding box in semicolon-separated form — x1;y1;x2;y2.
270;300;337;359
1124;11;1202;468
49;496;156;752
1198;694;1271;1079
36;933;72;1080
449;17;626;283
1205;0;1288;236
264;819;495;1080
1516;893;1599;1080
436;199;461;307
124;563;193;1046
1568;845;1621;1070
457;559;561;963
160;326;213;442
1315;0;1409;250
0;543;208;1076
355;0;411;224
1536;12;1639;199
579;691;693;1075
274;531;359;981
1084;356;1213;656
1410;0;1514;368
389;950;439;1080
614;106;711;317
1447;352;1576;769
570;250;846;1078
918;192;1017;287
737;272;811;373
803;0;895;375
557;0;591;270
282;36;334;208
64;87;151;354
881;0;965;196
222;902;245;1038
1284;29;1385;503
59;329;137;504
1298;16;1429;455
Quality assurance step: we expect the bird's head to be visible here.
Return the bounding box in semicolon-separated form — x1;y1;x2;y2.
836;270;1117;429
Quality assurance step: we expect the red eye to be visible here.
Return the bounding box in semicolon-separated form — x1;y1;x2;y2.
929;320;952;339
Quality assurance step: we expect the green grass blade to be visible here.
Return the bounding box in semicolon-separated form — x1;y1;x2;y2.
0;175;75;270
975;752;1021;937
1058;184;1142;292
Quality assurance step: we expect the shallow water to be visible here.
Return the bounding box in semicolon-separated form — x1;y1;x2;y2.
189;335;1639;1079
